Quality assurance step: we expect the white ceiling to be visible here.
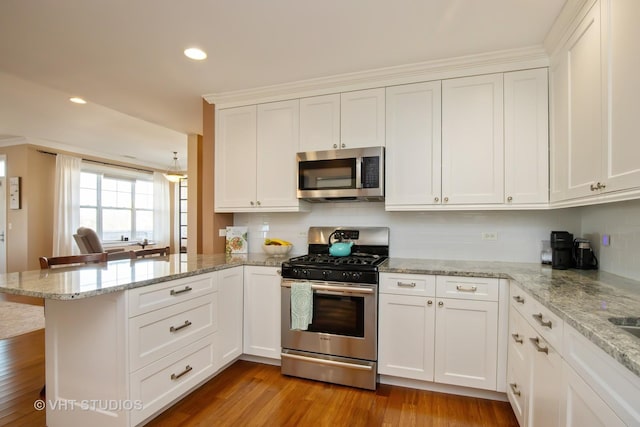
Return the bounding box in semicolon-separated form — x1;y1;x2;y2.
0;0;566;169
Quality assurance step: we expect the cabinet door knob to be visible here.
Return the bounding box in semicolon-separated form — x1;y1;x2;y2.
438;301;444;307
256;201;261;206
427;300;433;306
507;196;513;202
444;197;449;203
250;201;255;206
590;183;598;191
333;144;338;149
341;143;346;148
434;197;439;202
598;182;606;189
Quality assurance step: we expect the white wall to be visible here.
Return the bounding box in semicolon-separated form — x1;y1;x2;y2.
580;199;640;281
235;203;581;263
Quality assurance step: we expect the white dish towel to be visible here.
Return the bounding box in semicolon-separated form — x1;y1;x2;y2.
290;282;313;330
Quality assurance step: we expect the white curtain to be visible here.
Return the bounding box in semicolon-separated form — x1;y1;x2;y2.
52;154;81;256
153;172;171;248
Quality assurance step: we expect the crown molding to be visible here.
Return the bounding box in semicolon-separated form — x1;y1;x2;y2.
204;46;549;109
544;0;596;56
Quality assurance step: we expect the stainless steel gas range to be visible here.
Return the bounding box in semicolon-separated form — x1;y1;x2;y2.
280;226;389;390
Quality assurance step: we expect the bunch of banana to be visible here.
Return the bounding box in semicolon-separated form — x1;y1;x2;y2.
264;238;292;246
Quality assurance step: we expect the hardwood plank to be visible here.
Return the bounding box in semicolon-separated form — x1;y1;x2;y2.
0;329;45;427
146;361;518;427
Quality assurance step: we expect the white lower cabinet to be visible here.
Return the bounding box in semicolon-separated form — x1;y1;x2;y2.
378;273;504;392
243;265;281;359
434;296;498;390
378;293;435;380
507;283;635;427
44;272;221;427
217;266;244;368
561;362;625;427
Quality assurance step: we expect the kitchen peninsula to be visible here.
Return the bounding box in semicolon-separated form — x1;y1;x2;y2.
1;254;640;426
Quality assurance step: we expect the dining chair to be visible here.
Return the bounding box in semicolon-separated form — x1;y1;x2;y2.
39;252;108;269
130;246;170;259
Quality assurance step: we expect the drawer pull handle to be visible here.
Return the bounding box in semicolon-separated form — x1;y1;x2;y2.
170;320;192;333
513;295;525;304
509;383;521;397
170;365;193;381
170;286;193;296
532;313;552;329
511;333;523;344
456;285;477;292
530;337;549;354
397;281;416;288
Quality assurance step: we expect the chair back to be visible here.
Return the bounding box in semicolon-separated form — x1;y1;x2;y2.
39;252;108;269
130;246;170;259
75;227;105;253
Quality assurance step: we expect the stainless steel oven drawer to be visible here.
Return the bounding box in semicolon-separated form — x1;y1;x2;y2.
281;349;377;390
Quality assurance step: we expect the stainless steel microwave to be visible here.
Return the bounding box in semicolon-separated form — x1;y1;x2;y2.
297;146;384;202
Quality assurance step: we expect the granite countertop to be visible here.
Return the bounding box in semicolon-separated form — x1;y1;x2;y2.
2;253;639;380
381;258;640;380
0;253;284;300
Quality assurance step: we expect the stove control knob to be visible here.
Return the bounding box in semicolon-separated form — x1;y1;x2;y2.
351;272;361;281
302;269;309;277
342;272;350;280
322;271;330;279
292;268;299;276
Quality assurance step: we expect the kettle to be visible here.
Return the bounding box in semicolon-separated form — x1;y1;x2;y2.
573;238;598;270
328;230;354;257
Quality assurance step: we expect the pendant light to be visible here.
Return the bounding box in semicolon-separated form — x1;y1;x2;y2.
164;151;187;182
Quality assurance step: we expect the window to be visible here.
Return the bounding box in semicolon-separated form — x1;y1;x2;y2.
80;170;154;242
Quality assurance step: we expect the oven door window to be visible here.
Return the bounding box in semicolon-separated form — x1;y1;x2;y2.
299;158;356;190
306;292;365;337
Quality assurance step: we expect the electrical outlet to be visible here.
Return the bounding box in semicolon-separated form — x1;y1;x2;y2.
218;229;227;237
481;232;498;241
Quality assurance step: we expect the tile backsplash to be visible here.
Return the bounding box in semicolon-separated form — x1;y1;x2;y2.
234;203;581;263
580;199;640;281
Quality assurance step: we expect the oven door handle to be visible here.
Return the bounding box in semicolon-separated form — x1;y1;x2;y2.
281;282;374;295
281;352;373;371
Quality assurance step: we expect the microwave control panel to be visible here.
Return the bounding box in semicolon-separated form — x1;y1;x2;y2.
362;157;380;188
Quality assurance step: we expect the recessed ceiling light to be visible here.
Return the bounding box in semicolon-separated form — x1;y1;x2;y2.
184;47;207;61
69;97;87;104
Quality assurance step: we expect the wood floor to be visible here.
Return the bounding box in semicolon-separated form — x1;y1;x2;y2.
148;361;518;427
0;330;518;427
0;329;46;427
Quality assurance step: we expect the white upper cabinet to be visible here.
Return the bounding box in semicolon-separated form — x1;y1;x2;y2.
442;74;504;205
299;94;341;152
550;0;640;204
215;105;257;211
602;0;640;192
340;88;386;149
504;68;549;205
215;100;307;212
256;100;301;209
550;1;602;202
385;81;442;209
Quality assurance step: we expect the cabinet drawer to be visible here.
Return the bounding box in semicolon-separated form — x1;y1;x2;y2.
528;296;563;354
128;273;217;317
129;293;218;371
509;282;531;316
435;276;499;301
380;273;435;296
130;334;217;426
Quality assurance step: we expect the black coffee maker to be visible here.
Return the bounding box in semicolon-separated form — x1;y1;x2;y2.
550;231;573;270
573;238;598;269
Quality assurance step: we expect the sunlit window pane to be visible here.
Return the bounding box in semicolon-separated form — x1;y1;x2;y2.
136;194;153;209
80;188;97;206
102;190;117;207
80;208;97;230
136;210;153;240
80;172;97;189
103;209;131;241
102;177;117;191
